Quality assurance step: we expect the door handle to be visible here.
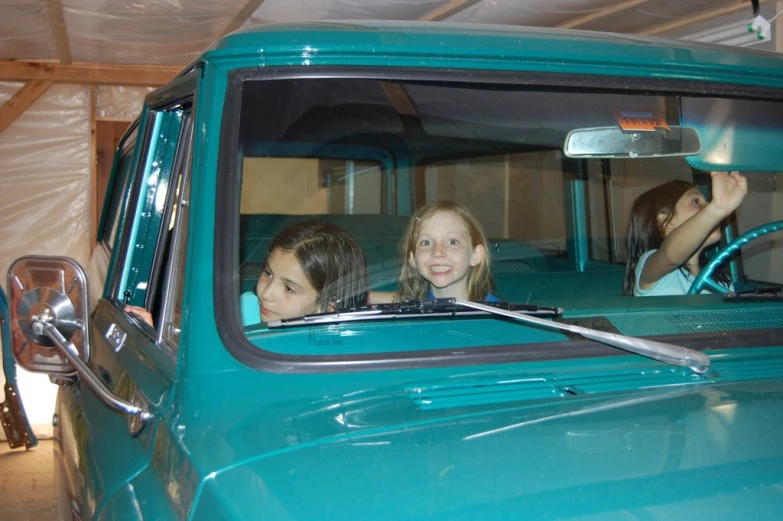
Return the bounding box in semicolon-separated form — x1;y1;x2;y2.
105;323;127;352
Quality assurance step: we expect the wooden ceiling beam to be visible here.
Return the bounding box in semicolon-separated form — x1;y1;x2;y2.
638;0;773;36
0;80;54;135
46;0;72;64
555;0;649;29
418;0;483;22
0;60;179;86
381;82;418;116
219;0;267;37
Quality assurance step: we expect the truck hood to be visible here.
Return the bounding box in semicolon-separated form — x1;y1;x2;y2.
187;377;783;520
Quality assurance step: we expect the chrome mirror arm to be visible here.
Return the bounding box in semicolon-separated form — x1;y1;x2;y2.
34;320;153;422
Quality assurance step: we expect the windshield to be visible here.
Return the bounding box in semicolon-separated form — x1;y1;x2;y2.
223;73;783;360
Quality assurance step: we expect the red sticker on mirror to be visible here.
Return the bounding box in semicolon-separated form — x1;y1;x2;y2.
615;111;670;132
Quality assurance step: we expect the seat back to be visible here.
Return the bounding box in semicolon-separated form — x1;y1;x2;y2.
239;214;556;295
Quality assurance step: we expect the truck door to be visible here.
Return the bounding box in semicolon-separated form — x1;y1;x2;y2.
52;75;195;520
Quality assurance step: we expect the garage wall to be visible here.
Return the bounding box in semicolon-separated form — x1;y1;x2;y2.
0;81;91;440
0;82;150;441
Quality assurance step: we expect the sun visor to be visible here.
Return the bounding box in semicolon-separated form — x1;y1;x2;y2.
682;97;783;172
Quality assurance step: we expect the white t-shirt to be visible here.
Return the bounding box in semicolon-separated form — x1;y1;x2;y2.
634;249;708;296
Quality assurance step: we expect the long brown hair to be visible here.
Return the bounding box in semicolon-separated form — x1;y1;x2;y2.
622;180;728;296
268;220;368;310
397;201;494;301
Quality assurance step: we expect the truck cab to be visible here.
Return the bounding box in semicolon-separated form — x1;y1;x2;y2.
3;21;783;520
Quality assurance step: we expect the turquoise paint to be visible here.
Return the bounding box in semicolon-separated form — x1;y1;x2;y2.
205;22;783;89
178;58;247;378
122;111;184;306
171;351;783;520
104;116;148;298
118;111;163;299
683;98;783;172
690;220;783;295
4;20;783;521
565;179;589;272
245;317;568;356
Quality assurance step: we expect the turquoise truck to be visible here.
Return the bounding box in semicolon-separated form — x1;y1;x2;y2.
3;20;783;520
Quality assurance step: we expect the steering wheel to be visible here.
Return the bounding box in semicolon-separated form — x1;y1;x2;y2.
688;220;783;294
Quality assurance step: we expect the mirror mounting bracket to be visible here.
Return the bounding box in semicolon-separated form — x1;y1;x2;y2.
35;320;153;437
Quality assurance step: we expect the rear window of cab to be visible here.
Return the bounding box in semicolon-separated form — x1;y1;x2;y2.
214;71;783;363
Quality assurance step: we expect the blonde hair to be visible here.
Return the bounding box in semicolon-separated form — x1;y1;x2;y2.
397;201;494;302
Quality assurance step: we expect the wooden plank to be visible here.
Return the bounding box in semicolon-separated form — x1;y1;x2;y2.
0;60;179;86
90;86;98;251
46;0;72;64
0;80;53;135
555;0;649;29
219;0;266;37
381;82;417;116
95;116;136;123
418;0;482;22
639;0;773;36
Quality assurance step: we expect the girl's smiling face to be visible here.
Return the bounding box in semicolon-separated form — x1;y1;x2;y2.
409;210;485;299
256;248;320;322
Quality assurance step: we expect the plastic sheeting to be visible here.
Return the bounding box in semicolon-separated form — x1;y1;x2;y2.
0;0;770;66
97;85;154;119
0;1;58;60
447;0;742;29
0;81;92;440
247;0;444;23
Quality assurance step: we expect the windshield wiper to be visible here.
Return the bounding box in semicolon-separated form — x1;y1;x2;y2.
725;285;783;301
455;300;710;375
266;299;561;328
266;298;709;374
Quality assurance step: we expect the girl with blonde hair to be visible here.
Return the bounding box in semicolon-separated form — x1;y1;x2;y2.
373;200;497;303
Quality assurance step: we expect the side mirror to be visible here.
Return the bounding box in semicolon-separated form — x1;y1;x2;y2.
7;256;90;375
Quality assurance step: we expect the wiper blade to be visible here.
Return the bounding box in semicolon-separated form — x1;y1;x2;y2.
266;298;562;328
725;285;783;300
455;300;710;375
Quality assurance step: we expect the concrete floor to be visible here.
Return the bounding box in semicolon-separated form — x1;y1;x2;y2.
0;439;57;520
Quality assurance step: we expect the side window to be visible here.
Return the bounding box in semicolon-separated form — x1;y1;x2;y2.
100;125;139;253
159;148;191;348
113;105;192;340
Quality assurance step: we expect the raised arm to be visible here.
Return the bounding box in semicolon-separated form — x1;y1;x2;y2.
639;171;747;289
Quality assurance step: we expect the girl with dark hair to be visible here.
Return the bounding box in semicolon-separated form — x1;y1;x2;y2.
243;219;368;324
622;171;747;296
128;219;368;326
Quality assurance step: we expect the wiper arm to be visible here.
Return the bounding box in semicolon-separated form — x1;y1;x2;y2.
455;300;710;375
266;299;561;328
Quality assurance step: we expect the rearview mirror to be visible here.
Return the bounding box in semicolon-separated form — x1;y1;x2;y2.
7;256;90;375
564;126;701;158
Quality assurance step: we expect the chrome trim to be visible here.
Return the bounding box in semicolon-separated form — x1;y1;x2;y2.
36;320;153;422
7;256;91;374
105;323;127;352
158;113;193;350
